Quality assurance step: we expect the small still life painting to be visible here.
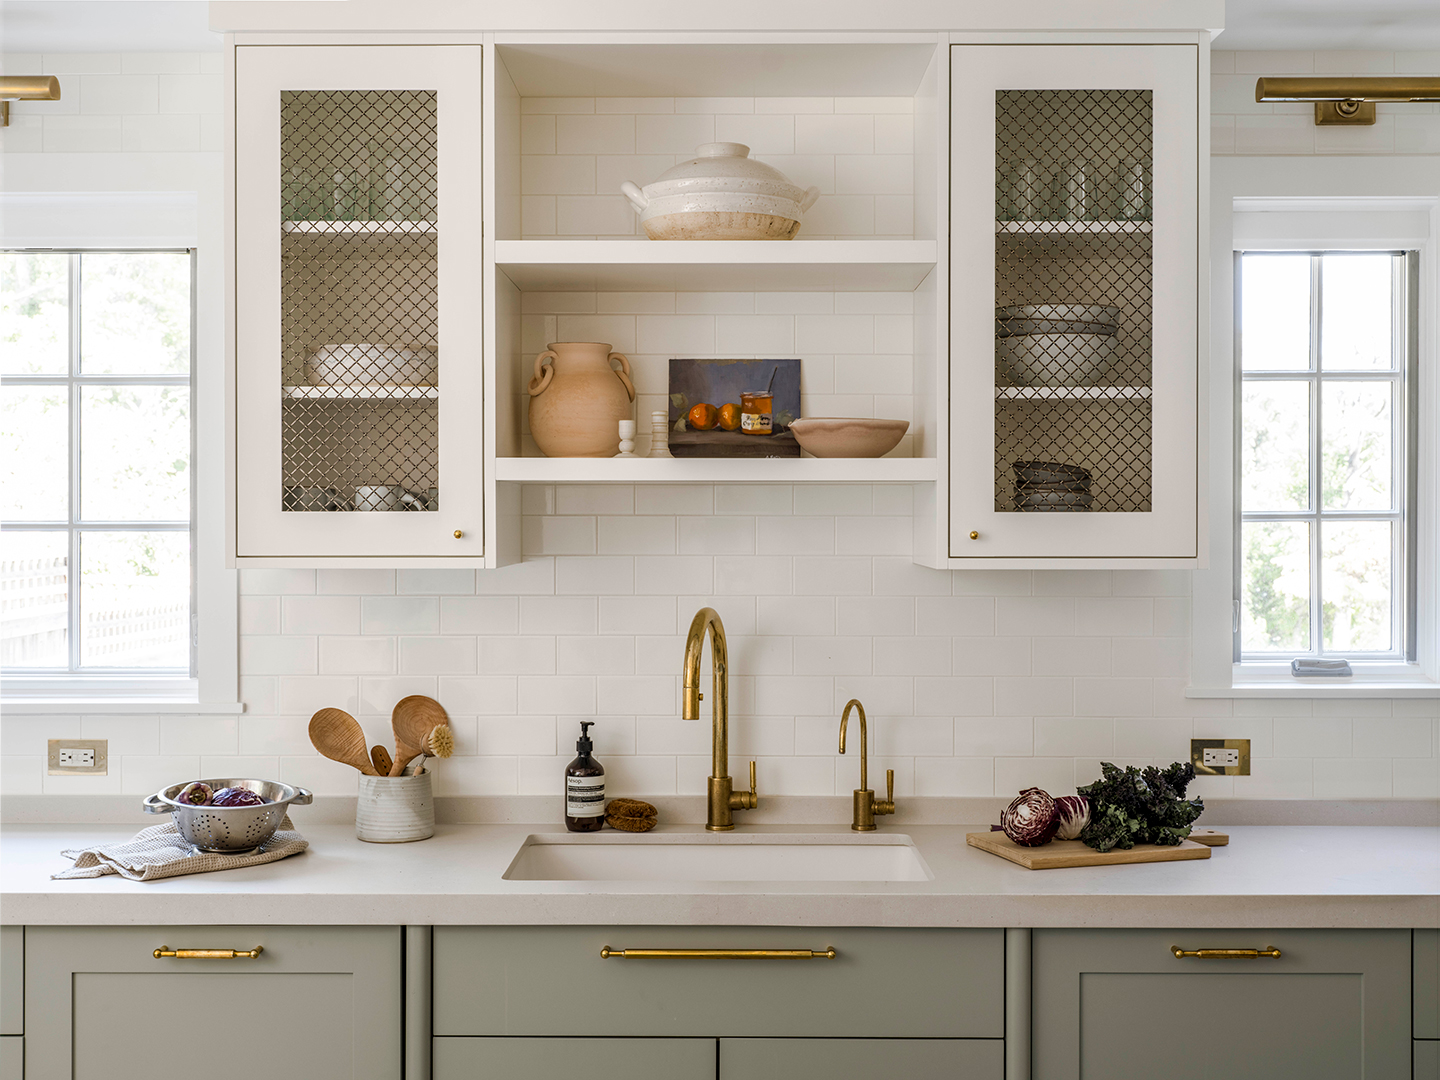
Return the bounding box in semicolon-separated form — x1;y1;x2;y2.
668;358;802;458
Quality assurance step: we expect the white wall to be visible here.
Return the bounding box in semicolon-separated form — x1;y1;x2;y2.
2;50;1437;807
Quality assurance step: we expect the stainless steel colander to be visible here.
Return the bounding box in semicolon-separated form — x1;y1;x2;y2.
143;778;313;854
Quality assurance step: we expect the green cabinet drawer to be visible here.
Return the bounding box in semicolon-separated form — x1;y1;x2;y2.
435;1037;715;1080
434;926;1003;1038
720;1038;1003;1080
0;1036;20;1080
1417;1042;1440;1080
25;926;401;1080
1418;929;1439;1039
0;927;20;1035
1033;929;1411;1080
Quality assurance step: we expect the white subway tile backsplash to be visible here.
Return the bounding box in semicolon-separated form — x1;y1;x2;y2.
241;635;319;676
1393;757;1440;799
794;556;871;596
318;569;395;595
400;636;477;675
1030;636;1111;677
555;555;637;595
80;715;159;756
679;516;755;555
1275;715;1352;757
636;113;714;153
1035;716;1114;757
557;113;635;154
559;636;636;676
160;717;237;756
995;756;1077;797
360;596;439;635
715;113;795;153
1313;757;1391;798
914;677;994;717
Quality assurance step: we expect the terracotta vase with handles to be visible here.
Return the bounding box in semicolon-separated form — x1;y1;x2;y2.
528;342;636;457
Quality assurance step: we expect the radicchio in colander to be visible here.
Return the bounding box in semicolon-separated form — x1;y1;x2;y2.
210;786;266;807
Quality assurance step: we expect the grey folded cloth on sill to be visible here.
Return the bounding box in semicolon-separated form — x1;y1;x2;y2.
53;816;308;882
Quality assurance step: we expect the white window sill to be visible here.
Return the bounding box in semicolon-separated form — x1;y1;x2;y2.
1187;664;1440;698
1;677;245;714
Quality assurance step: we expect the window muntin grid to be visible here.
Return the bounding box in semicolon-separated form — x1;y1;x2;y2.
279;89;440;513
1;250;195;675
1235;251;1414;662
994;89;1153;514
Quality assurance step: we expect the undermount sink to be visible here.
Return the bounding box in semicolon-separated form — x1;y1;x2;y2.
502;833;934;883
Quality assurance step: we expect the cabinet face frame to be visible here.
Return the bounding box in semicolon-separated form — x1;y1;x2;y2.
231;44;485;562
23;925;401;1080
947;43;1200;562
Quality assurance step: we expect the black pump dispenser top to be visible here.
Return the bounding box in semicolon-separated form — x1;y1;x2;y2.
576;721;594;755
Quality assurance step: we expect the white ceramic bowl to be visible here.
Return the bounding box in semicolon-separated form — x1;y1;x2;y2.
306;343;437;386
622;143;821;241
789;418;909;458
997;333;1116;387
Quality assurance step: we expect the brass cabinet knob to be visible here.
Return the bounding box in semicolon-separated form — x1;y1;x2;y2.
453;530;463;539
969;531;979;540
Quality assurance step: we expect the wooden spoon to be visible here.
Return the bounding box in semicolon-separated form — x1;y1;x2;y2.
309;708;379;776
390;695;450;776
370;744;393;777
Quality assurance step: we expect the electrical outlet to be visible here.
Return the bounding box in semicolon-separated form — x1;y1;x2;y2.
48;739;108;776
1190;738;1250;777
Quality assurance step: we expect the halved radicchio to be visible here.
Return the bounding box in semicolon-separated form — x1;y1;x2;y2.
1053;794;1091;840
1001;787;1059;847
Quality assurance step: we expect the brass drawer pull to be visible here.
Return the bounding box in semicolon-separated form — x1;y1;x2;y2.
1171;946;1280;959
600;947;836;960
154;946;264;959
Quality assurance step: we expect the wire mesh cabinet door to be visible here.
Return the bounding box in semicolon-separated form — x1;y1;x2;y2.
233;45;483;560
949;45;1199;561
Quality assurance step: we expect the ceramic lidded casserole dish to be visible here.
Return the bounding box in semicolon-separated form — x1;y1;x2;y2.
621;142;822;240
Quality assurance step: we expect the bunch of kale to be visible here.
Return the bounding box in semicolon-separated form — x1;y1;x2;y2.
1078;761;1204;853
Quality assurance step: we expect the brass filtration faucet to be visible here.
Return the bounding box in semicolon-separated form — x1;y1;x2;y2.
838;698;895;832
682;607;758;831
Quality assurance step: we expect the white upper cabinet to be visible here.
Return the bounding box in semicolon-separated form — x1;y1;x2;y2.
231;45;484;563
947;45;1200;563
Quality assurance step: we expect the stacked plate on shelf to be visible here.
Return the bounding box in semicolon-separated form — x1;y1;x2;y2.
1013;460;1092;512
995;304;1120;387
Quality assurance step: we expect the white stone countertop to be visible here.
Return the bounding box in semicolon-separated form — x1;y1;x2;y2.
2;821;1436;928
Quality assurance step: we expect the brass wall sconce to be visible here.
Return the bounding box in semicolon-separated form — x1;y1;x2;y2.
0;75;62;127
1256;76;1440;126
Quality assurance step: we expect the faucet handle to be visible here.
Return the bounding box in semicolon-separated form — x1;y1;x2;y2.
876;768;896;817
727;760;759;812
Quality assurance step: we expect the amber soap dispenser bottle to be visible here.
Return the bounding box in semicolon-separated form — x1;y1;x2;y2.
564;721;605;832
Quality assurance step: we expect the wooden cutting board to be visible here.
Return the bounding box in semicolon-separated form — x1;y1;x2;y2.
967;831;1213;870
1189;829;1229;846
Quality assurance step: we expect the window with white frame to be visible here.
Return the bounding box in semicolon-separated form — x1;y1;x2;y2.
1235;250;1417;663
1;250;195;676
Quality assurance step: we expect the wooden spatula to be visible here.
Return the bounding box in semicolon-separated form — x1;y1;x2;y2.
390;695;450;776
308;707;379;776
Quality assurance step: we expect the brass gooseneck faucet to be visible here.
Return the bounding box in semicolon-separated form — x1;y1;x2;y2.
838;698;895;832
682;606;758;831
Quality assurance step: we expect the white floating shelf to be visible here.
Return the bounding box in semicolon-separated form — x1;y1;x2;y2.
996;386;1151;400
283;220;436;235
997;220;1152;234
494;239;937;292
496;457;938;484
283;385;438;400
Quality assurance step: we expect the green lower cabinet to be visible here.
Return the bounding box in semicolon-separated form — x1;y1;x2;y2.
24;926;402;1080
1033;929;1411;1080
0;1037;21;1080
719;1039;1003;1080
1417;1042;1440;1080
434;1037;715;1080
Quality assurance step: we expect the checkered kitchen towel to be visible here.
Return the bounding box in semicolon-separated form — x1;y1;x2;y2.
53;816;308;882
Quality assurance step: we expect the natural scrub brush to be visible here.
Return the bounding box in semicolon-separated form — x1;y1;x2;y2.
403;725;455;776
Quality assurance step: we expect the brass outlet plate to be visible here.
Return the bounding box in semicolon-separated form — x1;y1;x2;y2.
47;739;108;775
1191;738;1250;777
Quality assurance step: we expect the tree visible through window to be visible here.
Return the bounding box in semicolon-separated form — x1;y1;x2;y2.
1;251;194;674
1236;251;1414;662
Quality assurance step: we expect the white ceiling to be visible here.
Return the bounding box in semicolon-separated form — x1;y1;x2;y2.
1;0;1438;54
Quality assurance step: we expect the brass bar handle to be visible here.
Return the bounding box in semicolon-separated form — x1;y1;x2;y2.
154;946;264;959
1171;946;1281;960
600;946;836;960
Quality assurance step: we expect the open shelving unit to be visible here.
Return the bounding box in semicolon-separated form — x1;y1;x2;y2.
494;239;938;293
482;32;950;529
